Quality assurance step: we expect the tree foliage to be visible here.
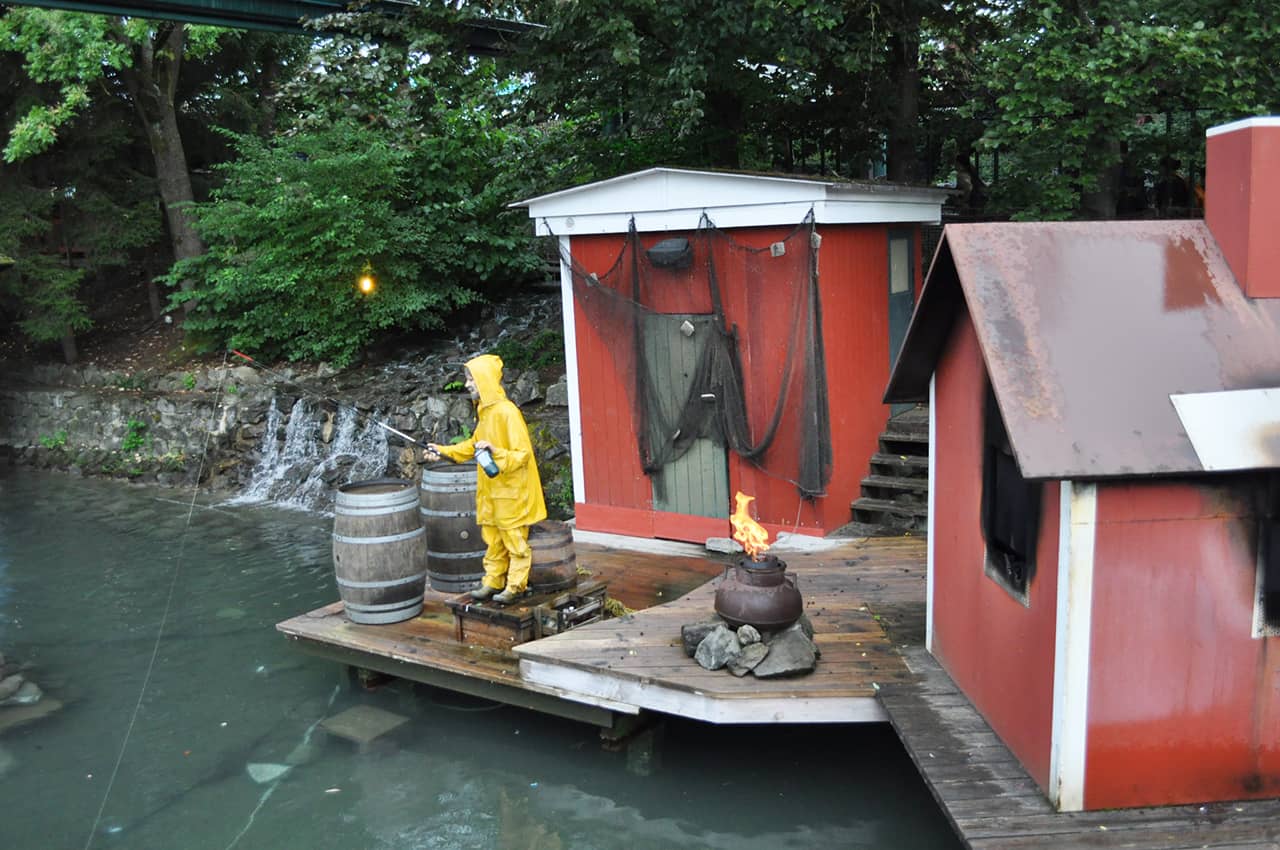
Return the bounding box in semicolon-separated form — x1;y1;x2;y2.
5;0;1280;363
971;0;1280;218
164;12;550;365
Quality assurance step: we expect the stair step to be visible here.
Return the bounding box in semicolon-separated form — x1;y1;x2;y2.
881;429;929;445
862;474;929;494
870;452;929;471
850;497;928;519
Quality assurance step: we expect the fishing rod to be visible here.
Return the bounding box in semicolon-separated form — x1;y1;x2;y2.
228;349;430;450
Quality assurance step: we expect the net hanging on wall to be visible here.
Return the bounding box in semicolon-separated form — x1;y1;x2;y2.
554;211;832;500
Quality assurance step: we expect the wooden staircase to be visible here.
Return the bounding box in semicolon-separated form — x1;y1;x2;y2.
851;405;929;534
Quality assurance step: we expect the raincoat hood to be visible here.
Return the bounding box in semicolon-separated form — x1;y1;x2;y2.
466;354;507;408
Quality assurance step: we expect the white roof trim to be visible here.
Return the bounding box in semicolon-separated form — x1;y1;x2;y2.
513;167;947;235
1206;116;1280;137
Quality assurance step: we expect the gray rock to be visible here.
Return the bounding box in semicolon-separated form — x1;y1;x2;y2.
728;642;769;676
545;380;569;407
681;618;727;657
0;680;42;706
0;673;23;701
509;371;542;406
705;537;744;555
694;626;741;671
736;624;761;645
752;626;816;678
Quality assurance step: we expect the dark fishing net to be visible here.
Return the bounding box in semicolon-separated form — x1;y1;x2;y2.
554;212;832;500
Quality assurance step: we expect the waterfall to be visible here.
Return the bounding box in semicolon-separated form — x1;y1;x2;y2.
228;396;392;512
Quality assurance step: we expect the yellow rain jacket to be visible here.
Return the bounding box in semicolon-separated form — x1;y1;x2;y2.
436;354;547;530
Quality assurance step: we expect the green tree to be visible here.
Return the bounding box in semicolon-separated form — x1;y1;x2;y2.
0;11;227;307
165;12;547;365
972;0;1280;219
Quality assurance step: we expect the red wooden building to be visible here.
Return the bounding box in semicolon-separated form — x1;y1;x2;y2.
885;117;1280;811
517;169;947;543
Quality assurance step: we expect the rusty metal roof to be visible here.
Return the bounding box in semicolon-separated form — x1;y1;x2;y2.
885;220;1280;479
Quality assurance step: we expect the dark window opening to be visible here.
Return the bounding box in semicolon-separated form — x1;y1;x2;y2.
1260;474;1280;630
981;386;1041;597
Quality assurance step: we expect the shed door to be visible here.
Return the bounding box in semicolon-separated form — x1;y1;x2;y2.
642;313;729;518
888;230;916;415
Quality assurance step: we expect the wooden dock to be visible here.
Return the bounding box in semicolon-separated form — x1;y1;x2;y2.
515;535;922;723
277;534;923;727
276;536;728;729
879;645;1280;849
277;532;1280;848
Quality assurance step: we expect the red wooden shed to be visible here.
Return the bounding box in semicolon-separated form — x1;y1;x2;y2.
517;169;947;543
885;117;1280;811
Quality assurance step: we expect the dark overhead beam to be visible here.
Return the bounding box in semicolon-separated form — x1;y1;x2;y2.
2;0;539;50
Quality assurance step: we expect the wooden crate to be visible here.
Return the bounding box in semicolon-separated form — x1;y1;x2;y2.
446;580;608;650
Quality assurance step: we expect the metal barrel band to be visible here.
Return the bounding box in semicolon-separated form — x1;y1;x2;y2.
420;483;477;494
342;596;424;612
344;601;425;624
419;507;476;518
426;548;488;560
338;501;420;517
332;526;426;546
335;570;428;590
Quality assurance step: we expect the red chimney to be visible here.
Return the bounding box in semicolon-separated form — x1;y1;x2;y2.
1205;117;1280;298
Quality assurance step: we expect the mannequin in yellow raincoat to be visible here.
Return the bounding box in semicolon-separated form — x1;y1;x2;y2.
423;354;546;604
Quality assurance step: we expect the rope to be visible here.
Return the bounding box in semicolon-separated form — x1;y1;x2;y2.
83;352;232;849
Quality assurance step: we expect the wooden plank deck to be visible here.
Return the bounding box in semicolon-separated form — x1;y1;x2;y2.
879;645;1280;849
515;535;925;723
277;536;729;727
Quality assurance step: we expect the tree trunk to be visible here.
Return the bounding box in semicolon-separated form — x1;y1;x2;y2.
885;6;922;183
704;88;743;169
117;24;205;315
60;326;78;365
1080;136;1121;219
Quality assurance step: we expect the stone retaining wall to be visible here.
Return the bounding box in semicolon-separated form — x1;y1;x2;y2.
0;294;575;511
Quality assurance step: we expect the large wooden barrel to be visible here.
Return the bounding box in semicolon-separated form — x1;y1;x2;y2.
333;478;426;624
419;462;485;592
529;520;577;593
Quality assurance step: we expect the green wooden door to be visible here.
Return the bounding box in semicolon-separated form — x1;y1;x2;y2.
641;313;730;518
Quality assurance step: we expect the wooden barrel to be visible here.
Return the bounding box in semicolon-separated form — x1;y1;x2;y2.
333;478;426;624
529;520;577;593
419;462;485;592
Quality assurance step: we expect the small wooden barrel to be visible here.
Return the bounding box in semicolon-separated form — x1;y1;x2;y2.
333;478;427;624
529;520;577;593
419;462;485;592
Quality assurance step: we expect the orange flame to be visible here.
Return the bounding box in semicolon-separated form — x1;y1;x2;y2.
730;491;770;560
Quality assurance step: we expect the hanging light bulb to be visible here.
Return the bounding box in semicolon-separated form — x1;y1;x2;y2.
357;261;376;295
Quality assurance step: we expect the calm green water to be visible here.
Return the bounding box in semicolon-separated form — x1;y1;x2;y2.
0;470;960;850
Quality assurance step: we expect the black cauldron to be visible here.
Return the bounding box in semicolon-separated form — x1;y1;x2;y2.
713;554;803;630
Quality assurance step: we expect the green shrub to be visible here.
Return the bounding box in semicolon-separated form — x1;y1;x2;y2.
491;330;565;372
121;419;147;452
39;430;68;449
164;100;544;366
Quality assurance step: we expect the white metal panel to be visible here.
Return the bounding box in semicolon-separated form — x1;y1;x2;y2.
926;375;936;652
1049;481;1097;813
558;237;586;504
1171;387;1280;471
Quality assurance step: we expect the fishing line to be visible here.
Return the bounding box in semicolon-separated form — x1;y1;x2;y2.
223;683;341;850
228;349;429;451
84;352;233;850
